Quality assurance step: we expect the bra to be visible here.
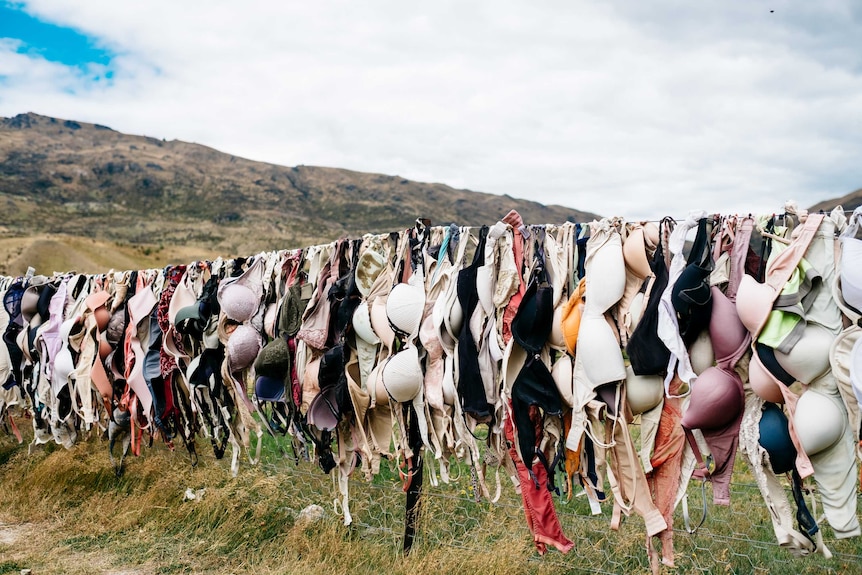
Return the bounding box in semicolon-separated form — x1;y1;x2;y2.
626;226;671;376
709;286;749;367
623;225;651;280
578;220;626;386
772;323;833;385
758;402;796;474
681;285;748;432
793;388;847;456
670;217;714;346
681;365;744;431
839;206;862;313
560;277;586;356
736;214;824;338
255;375;286;403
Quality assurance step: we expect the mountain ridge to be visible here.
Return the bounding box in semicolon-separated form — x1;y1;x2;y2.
0;112;599;265
810;187;862;214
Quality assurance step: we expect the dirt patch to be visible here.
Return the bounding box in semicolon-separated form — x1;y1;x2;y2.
0;519;39;545
0;516;153;575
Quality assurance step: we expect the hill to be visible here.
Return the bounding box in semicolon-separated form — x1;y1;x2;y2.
0;112;599;274
810;187;862;214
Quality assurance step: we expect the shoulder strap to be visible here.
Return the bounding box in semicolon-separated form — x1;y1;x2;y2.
764;213;824;296
727;217;754;301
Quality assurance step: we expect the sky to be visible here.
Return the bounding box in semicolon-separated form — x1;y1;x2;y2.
1;0;861;220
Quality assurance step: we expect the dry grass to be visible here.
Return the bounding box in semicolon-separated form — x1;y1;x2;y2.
1;417;860;575
0;424;560;575
0;234;221;276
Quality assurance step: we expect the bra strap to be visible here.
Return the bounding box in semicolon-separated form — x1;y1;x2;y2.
763;213;824;299
727;217;755;301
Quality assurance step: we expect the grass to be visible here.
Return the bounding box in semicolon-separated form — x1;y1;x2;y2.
1;417;860;575
0;234;221;276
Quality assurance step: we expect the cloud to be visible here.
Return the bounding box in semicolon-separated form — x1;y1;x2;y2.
1;0;861;219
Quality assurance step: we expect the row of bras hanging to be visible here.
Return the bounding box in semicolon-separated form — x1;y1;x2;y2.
1;205;861;563
594;206;862;566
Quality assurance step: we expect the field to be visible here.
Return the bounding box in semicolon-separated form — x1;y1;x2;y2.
0;234;220;277
1;415;861;575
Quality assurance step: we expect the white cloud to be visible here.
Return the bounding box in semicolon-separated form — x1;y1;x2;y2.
2;0;861;220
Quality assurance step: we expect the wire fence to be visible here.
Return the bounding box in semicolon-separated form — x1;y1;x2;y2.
255;440;862;575
3;412;860;574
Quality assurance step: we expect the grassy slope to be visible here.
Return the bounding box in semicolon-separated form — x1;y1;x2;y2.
0;425;545;575
1;418;860;575
0;235;221;277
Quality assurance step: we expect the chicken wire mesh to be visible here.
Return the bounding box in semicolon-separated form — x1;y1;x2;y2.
256;429;862;575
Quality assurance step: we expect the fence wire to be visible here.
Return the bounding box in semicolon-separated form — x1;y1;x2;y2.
255;436;862;575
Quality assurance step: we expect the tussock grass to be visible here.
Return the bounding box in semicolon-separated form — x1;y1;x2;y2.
1;421;861;575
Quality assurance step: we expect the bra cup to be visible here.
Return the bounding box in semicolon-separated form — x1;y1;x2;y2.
551;354;574;408
94;306;111;332
673;265;710;305
16;329;30;363
774;323;834;385
577;315;626;386
758;403;797;474
226;324;262;370
307;386;339;431
300;357;321;415
681;366;743;430
355;249;386;298
98;334;112;360
431;290;455;355
642;222;660;248
560;278;586;355
219;284;257;323
418;313;441;360
20;288;40;324
736;275;774;336
353;302;380;344
447;297;464;338
840;237;862;313
52;348;75;392
586;237;625;313
623;227;652;280
688;330;715;375
708;287;748;364
548;304;566;351
625;365;663;415
366;364;384;406
441;354;457;406
476;265;495;316
749;351;785;404
168;276;196;324
794;388;846;455
851;336;862;407
628;291;645;329
263;303;278;339
369;297;396;351
382;346;423;403
386;283;424;336
255;375;285;403
59;318;77;342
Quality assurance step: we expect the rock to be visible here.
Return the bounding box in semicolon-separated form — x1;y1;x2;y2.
183;487;206;501
296;504;325;526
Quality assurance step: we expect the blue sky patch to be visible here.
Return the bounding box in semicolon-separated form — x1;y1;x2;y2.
0;3;114;69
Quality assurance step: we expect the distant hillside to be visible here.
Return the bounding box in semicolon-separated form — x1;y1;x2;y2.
0;112;600;267
0;234;219;277
809;187;862;213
